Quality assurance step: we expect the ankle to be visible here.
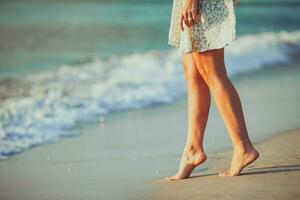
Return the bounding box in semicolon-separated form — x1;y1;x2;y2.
185;144;205;154
233;138;254;153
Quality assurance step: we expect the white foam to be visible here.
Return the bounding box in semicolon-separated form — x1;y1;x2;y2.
225;31;300;76
1;30;300;159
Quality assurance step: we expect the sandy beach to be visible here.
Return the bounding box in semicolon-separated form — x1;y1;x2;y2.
0;62;300;200
151;63;300;200
152;128;300;200
1;1;300;199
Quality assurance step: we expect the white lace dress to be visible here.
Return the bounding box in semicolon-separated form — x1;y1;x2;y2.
168;0;236;54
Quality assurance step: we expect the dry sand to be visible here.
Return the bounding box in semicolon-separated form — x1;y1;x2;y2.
152;128;300;200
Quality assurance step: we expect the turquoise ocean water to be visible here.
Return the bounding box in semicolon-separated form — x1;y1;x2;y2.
0;0;300;159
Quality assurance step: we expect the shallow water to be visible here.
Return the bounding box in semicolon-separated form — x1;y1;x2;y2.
0;0;300;77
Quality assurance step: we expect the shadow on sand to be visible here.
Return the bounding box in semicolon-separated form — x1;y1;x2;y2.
188;164;300;179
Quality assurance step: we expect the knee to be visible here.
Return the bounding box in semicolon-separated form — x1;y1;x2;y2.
206;73;230;90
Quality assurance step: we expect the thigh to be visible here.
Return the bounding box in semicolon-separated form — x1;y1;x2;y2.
192;48;229;80
181;53;201;81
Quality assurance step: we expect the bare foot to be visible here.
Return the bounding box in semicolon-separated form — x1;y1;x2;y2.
219;140;259;177
166;148;207;181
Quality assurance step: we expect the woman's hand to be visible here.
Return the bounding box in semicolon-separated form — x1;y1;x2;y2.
179;0;198;32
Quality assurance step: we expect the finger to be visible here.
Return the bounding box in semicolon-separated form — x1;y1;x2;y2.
184;16;190;27
188;12;194;26
179;15;184;31
192;12;196;22
184;12;190;27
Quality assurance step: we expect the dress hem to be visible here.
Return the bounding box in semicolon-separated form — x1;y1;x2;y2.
168;35;237;55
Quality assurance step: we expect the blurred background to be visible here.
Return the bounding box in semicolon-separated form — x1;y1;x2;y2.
1;0;300;78
0;0;300;199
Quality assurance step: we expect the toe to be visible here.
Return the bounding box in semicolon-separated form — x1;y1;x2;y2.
218;171;224;177
166;175;177;181
218;170;231;177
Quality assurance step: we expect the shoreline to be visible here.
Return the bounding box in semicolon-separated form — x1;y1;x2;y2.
151;128;300;200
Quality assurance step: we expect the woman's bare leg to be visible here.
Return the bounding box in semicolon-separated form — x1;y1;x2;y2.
192;48;259;177
166;53;210;181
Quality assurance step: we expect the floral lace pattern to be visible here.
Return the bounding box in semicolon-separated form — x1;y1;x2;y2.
168;0;236;54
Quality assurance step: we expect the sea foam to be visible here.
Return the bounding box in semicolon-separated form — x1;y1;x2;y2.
0;30;300;159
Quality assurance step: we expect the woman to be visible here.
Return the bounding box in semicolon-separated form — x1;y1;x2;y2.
166;0;259;180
